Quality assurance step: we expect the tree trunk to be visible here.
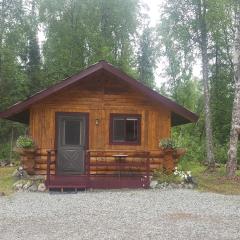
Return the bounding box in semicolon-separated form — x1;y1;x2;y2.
226;7;240;177
198;0;215;169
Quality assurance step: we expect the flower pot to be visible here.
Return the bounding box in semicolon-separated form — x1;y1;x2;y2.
13;147;36;155
14;147;36;175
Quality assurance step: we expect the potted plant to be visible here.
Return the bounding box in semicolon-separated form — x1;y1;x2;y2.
15;136;36;154
159;138;177;152
159;138;186;156
159;138;186;172
14;136;36;175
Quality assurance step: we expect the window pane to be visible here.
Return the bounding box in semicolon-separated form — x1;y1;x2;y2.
126;118;138;142
113;119;125;141
64;120;81;145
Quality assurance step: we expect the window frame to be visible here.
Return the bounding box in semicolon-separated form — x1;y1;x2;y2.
109;113;141;145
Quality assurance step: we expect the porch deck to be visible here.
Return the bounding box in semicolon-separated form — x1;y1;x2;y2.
45;150;150;190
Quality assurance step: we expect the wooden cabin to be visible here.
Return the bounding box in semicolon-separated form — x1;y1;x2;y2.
0;61;198;189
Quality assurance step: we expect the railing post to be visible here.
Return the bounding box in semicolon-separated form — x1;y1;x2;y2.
46;150;51;187
86;151;90;188
146;152;150;188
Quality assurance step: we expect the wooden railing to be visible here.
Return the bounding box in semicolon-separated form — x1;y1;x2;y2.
46;149;56;187
46;149;150;189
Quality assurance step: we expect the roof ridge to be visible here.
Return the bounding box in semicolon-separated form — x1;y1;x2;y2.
0;61;198;125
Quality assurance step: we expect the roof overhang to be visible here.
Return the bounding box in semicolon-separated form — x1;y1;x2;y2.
0;61;198;126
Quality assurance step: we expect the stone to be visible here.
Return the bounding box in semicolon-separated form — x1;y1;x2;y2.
12;167;29;180
23;181;32;190
28;184;38;192
13;181;24;191
38;183;46;192
150;180;158;189
0;160;10;167
29;175;45;181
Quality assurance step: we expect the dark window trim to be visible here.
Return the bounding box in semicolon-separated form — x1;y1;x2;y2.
109;113;141;145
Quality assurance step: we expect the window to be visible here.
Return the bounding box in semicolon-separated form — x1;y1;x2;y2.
63;119;83;145
110;114;141;144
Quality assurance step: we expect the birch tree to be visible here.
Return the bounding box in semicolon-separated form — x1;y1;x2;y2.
226;4;240;177
196;0;215;170
158;0;216;169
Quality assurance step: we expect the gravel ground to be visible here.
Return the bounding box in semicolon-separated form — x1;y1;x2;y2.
0;189;240;240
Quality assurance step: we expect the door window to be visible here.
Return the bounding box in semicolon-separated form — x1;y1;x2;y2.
63;119;82;145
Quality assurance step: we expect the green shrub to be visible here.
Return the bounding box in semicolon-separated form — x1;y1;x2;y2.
153;169;182;184
0;143;11;160
214;142;228;164
0;143;20;163
16;136;35;149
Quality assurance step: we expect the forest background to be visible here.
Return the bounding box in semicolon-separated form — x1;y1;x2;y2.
0;0;238;175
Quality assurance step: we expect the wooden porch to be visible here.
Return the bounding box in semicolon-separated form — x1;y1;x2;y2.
45;150;151;190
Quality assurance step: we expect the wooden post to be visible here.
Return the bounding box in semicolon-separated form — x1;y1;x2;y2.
86;151;90;188
46;150;51;187
146;152;150;188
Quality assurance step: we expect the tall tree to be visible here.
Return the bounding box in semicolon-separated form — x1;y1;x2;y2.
137;25;156;88
0;0;29;158
226;3;240;177
27;0;42;94
196;0;215;169
39;0;139;85
157;0;235;168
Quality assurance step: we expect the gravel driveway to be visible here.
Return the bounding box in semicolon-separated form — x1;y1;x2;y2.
0;189;240;240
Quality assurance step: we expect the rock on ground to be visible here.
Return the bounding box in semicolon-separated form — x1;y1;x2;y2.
37;183;46;192
0;189;240;240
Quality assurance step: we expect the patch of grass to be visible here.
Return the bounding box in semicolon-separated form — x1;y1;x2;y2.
0;167;15;195
197;174;240;195
178;160;240;195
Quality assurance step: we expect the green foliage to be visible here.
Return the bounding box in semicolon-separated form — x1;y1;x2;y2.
178;160;205;175
176;160;240;195
153;170;182;184
0;0;142;157
214;142;228;164
16;136;35;149
174;131;205;163
137;25;156;88
159;138;177;149
0;143;11;161
0;0;238;170
40;0;139;85
157;0;237;166
0;142;19;163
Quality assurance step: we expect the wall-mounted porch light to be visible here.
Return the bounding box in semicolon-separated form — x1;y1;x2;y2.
95;118;100;126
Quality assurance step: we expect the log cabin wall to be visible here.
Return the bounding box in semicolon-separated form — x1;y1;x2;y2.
29;74;172;175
